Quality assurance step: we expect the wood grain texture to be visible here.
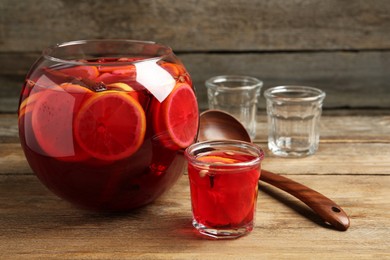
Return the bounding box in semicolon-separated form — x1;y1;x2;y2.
254;111;390;142
263;142;390;175
1;0;390;254
0;111;389;258
1;0;390;52
1;0;390;111
260;170;350;231
0;174;388;259
2;141;390;177
182;51;390;109
1;51;390;112
8;112;390;144
1;112;390;177
0;114;18;143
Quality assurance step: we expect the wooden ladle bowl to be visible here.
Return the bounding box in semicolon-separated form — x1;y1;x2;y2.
199;110;252;142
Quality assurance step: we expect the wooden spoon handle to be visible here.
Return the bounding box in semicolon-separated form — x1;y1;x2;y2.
260;170;350;231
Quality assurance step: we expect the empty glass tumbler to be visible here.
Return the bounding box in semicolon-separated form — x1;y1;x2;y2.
264;86;326;157
205;75;263;140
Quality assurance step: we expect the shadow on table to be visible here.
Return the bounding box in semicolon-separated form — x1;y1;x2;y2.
258;181;336;230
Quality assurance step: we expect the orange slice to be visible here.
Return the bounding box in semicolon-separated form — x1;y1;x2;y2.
152;83;199;149
107;82;135;92
74;91;146;161
95;72;136;85
198;155;238;164
19;91;42;118
59;65;99;80
98;65;136;74
163;83;199;148
31;85;91;160
59;82;93;93
160;62;181;76
160;62;192;85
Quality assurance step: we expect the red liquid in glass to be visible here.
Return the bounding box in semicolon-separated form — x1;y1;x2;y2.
18;58;198;211
187;151;261;230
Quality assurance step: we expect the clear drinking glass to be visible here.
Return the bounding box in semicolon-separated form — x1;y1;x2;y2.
205;75;263;140
185;140;264;239
264;86;326;157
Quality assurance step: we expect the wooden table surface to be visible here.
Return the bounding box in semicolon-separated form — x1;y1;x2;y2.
0;110;389;259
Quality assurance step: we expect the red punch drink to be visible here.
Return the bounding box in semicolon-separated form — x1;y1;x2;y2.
185;140;264;239
18;40;199;212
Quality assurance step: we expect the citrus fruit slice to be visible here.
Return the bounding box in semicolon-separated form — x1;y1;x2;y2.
59;65;99;80
19;90;43;118
74;91;146;161
107;82;139;100
198;155;239;164
163;83;199;148
152;83;199;149
160;62;192;85
98;65;136;74
150;97;184;151
96;72;136;85
160;62;181;76
59;82;94;93
31;86;90;161
107;82;135;92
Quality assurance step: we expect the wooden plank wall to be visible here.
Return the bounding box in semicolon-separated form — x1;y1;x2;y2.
1;0;389;112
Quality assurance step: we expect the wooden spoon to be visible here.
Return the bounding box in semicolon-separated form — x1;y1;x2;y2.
198;109;350;231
